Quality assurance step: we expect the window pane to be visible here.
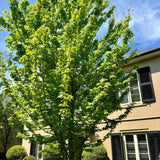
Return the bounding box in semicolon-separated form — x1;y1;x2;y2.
131;89;140;102
128;153;136;160
130;73;141;103
126;135;134;143
121;94;129;104
39;145;43;150
38;145;44;160
127;144;136;153
39;152;42;159
137;134;146;143
126;135;136;159
137;134;149;160
138;144;148;153
140;153;149;160
130;74;138;87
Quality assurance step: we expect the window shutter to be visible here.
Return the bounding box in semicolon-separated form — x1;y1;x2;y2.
111;133;124;160
30;142;36;156
137;66;155;103
147;132;160;160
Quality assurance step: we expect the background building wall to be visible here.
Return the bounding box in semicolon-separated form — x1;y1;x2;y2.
97;51;160;160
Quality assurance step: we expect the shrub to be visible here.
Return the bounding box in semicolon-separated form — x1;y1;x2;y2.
42;143;63;160
23;155;36;160
82;144;109;160
6;145;27;160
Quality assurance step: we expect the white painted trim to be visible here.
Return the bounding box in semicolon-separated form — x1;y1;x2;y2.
123;133;150;160
37;144;45;160
121;72;142;105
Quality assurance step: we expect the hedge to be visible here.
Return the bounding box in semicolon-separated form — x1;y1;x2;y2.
6;145;27;160
82;144;109;160
23;155;36;160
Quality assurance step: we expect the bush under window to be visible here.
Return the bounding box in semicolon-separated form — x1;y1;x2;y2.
6;145;27;160
82;144;109;160
23;155;36;160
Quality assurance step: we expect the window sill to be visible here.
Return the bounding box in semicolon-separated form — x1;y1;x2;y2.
121;102;147;108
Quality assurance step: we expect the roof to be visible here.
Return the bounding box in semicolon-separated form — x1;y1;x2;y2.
125;47;160;59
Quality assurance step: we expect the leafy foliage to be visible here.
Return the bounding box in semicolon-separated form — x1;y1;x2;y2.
0;0;136;159
42;143;63;160
82;143;109;160
23;155;36;160
6;145;27;160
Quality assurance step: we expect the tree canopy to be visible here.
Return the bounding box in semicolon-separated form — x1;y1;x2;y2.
0;0;136;159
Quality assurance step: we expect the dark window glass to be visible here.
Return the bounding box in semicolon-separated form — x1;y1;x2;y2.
137;134;146;143
126;135;134;143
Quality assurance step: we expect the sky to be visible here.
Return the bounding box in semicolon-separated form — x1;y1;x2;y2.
0;0;160;56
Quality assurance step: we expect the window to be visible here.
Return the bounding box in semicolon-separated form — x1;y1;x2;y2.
30;142;36;156
37;144;45;160
121;73;142;104
111;132;160;160
121;66;155;104
123;133;150;160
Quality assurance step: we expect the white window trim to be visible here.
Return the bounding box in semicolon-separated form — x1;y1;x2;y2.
37;144;45;160
123;133;150;160
120;72;142;105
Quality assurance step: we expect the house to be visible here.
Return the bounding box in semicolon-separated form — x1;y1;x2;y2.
97;47;160;160
22;47;160;160
22;131;47;160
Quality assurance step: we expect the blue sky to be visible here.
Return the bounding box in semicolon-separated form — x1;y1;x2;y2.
103;0;160;51
0;0;160;56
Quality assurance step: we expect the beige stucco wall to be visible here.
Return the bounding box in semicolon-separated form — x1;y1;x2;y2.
22;129;51;156
97;51;160;160
98;118;160;159
22;139;31;156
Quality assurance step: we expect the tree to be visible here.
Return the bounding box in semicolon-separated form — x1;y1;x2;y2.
0;0;136;159
0;94;22;155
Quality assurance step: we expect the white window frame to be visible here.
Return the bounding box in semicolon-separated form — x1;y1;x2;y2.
123;133;150;160
37;144;45;160
120;72;142;105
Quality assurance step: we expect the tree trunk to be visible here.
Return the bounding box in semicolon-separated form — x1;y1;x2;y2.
68;136;85;160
